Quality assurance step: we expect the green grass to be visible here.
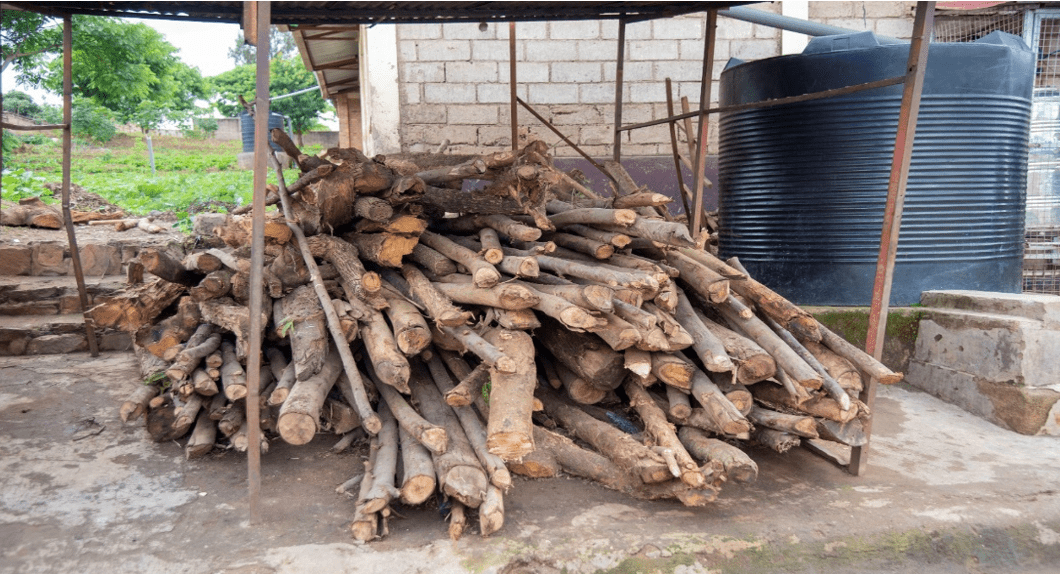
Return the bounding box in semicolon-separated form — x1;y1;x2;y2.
4;133;321;227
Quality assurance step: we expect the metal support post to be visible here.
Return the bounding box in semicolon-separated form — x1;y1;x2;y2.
689;9;717;236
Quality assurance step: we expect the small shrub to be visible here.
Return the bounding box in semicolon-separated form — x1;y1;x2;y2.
71;101;117;145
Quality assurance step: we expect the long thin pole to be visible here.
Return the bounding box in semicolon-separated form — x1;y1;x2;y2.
689;9;717;236
612;18;626;163
509;22;518;152
855;0;934;477
61;14;98;357
246;0;271;523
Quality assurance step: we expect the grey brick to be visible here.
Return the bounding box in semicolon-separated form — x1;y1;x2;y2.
828;18;872;32
528;83;579;104
398;23;441;40
402;62;444;83
398;40;417;61
578;40;617;61
753;23;779;39
653;17;702;40
443;22;495;40
403;84;422;105
622;143;665;156
549;104;606;126
499;21;547;40
809;2;856;19
864;1;914;18
552;62;602;83
438;125;478;145
422;40;472;62
628;122;670;145
579;124;614;145
630;40;678;60
525;40;577;61
730;39;778;61
478;126;513;147
875;18;914;39
405;105;446;124
603;61;652;82
472;40;523;62
550;20;600;39
630;82;667;103
446;61;498;83
579;83;618;104
478;84;528;104
717;18;752;40
517;62;550;83
448;104;499;125
622;103;654;124
654;61;703;83
424;83;476;103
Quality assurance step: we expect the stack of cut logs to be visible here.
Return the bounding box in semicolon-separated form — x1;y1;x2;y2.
99;130;901;541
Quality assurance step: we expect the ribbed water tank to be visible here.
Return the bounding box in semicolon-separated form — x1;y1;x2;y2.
718;31;1034;305
239;112;286;153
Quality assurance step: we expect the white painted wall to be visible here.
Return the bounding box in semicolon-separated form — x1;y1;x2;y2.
360;24;402;156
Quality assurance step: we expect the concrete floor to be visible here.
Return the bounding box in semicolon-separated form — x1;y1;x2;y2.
1;352;1059;574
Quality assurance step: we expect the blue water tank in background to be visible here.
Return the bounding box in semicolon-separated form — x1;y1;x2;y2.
718;31;1034;305
239;111;287;153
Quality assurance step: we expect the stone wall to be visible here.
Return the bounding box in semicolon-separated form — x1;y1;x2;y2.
392;2;918;157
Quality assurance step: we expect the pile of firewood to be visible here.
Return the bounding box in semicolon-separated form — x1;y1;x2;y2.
98;129;900;541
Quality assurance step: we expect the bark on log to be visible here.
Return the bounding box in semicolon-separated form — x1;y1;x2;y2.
537;316;625;390
554;360;607;404
565;224;631;249
0;198;62;228
509;426;630;493
816;417;868;447
438;325;517;374
345;232;419;268
420;230;500;288
398;425;437;505
481;329;537;461
398;264;472;327
281;285;329;381
305;234;382;299
748;405;819;439
673;288;733;372
361;402;400;514
164;325;219;382
589;312;642;352
709;373;753;416
199;298;269;362
678;427;758;483
478;227;504;264
625;378;705;488
265;347;296;406
220;341;248;401
514;282;604;332
351;456;379;542
624;347;653;378
185;411;217;460
689;370;753;438
755;428;801;453
379;284;432;356
372;366;448;455
695;309;776;384
408;364;489;508
479;485;505;537
531;283;613;314
140;248;204;287
804;341;863;393
715;297;823;391
817;320;903;385
89;279;185;331
750;382;859;423
551;232;613;259
190;270;233;301
190;368;218;397
410;244;459;276
763;315;851;410
120;384;159;423
442;213;542;242
138;297;202;358
650;352;696;391
354;196;395;223
277;345;344;445
667;251;729;304
362;308;412;393
666;385;692;420
444;362;489;407
183;251;224;274
493;308;541;330
432;281;539;311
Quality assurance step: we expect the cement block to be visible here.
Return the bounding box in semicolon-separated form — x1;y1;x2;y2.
445;61;498;83
448;105;498;125
498;21;547;40
731;39;780;61
472;40;521;62
423;83;476;104
404;105;446;124
551;62;602;83
629;82;666;103
525;40;577;61
577;40;616;61
442;22;494;40
920;290;1060;330
630;40;678;60
420;40;471;61
654;61;702;83
527;83;578;104
402;62;444;83
398;23;441;40
653;17;702;40
863;1;913;18
0;245;33;276
809;2;856;19
403;84;421;105
398;40;417;61
550;20;599;40
875;18;915;39
478;84;527;104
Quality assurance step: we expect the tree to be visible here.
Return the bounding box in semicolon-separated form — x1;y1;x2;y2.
211;57;329;144
228;26;298;66
2;90;41;117
9;15;208;134
1;10;58;74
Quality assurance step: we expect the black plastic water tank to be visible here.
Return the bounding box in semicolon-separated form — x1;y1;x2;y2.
239;111;286;153
718;31;1034;305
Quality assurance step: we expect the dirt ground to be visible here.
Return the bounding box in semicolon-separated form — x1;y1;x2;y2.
2;351;1059;574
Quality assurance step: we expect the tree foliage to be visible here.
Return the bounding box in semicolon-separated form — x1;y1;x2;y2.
211;57;328;136
228;26;298;66
2;90;41;117
6;15;208;133
1;10;58;73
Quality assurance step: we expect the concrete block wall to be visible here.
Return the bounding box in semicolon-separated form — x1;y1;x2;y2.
394;2;917;157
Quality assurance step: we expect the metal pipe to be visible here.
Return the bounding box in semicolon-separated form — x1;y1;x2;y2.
509;22;518;152
689;9;717;235
664;79;693;220
246;0;271;524
856;0;936;477
719;6;903;44
612;18;626;164
516;96;616;187
60;14;99;357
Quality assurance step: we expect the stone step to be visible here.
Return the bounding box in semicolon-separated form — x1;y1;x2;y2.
920;289;1060;330
0;314;131;356
0;276;128;316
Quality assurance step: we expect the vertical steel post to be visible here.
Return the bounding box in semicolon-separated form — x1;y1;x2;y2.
854;0;935;477
612;18;626;163
61;14;99;357
246;0;271;523
689;9;717;236
509;22;518;152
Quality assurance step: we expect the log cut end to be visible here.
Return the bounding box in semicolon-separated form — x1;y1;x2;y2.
473;267;502;289
278;412;318;445
441;465;488;508
486;433;535;463
400;475;437;506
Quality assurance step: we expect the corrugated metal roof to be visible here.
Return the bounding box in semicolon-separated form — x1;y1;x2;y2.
8;2;740;25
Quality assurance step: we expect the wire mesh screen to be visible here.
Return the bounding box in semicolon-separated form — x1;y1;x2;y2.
936;9;1060;294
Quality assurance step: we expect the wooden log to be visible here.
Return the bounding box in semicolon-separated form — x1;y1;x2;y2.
551;232;614;259
398;264;472;327
715;297;823;390
625;378;705;488
410;244;459;276
286;163;335;193
398;425;437;505
554;360;607;404
185;411;217;460
173;393;205;437
478;227;504;264
354;196;394;223
444;362;489;407
624;348;653;378
265;347;296;406
351;456;378;542
538;391;671;484
447;501;466;541
420;230;500;288
493;308;541;330
763;315;851;410
219;341;248;401
279;285;329;381
755;428;801;453
804;341;863;393
644;302;694;350
408;363;489;508
817;320;903;385
304;234;382;299
505;248;659;296
120;384;159;423
322;398;360;435
536;316;625;390
478;485;505;537
565;223;631;248
666;385;692;420
694;309;776;384
600;217;697;248
530;283;614;314
689;369;753;438
344;232;418;268
140;248;203;287
547;205;637;227
361;307;412;393
444;213;542;242
379;284;432;356
589;312;642;352
0;198;62;228
709;373;753;416
190;269;233;301
432;281;539;311
750;382;859;424
748;405;819;439
199;298;269;362
277;345;343;445
138;297;202;359
89;279;185;332
371;366;448;455
182;251;224;274
207;393;228;422
650;353;695;391
666;251;729;304
678;427;758;483
426;353;512;490
673;288;733;373
481;329;537;461
164;326;220;382
438;325;516;374
509;425;628;491
513;281;604;332
361;402;400;514
816;417;868;447
191;368;219;397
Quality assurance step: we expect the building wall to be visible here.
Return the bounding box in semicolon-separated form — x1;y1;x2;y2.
391;1;918;157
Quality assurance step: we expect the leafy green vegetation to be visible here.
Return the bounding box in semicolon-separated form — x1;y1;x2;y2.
0;167;53;203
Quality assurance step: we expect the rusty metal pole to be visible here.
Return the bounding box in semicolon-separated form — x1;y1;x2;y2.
60;14;99;357
855;0;934;477
612;18;626;163
665;78;693;220
246;0;271;523
509;22;518;152
689;8;717;237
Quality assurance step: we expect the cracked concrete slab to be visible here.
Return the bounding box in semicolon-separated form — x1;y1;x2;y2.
1;352;1058;574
